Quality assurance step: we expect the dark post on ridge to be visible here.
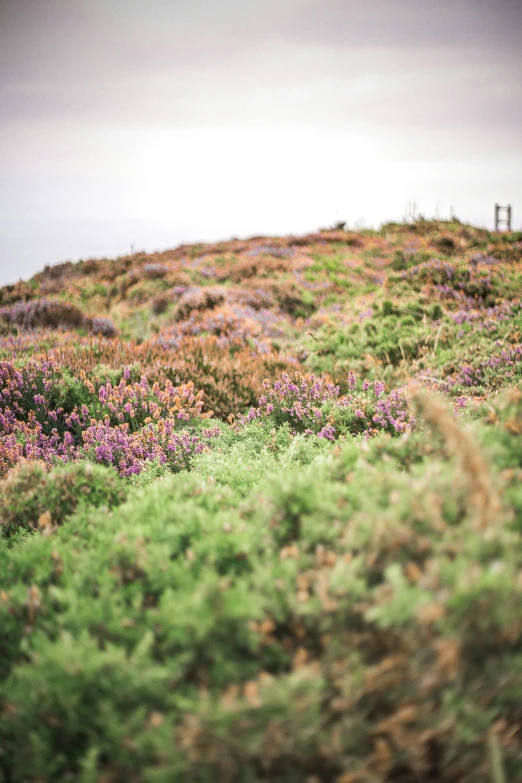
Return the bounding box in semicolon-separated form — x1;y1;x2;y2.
495;204;512;232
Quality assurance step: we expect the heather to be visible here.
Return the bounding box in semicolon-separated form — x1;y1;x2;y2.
0;219;521;782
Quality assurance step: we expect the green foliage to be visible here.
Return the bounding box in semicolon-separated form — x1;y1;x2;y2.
1;221;522;781
0;461;128;537
304;304;438;380
1;397;522;780
390;250;431;271
80;282;108;301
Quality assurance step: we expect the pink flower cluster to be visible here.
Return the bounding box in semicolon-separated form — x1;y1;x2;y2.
239;372;414;439
162;304;283;353
82;419;221;476
1;357;417;480
455;345;522;389
90;375;206;429
401;258;454;281
0;358;213;477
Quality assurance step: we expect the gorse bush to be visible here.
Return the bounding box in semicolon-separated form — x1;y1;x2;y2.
0;220;521;782
0;460;127;537
0;393;521;781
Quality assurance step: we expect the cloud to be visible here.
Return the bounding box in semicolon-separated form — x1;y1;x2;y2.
1;44;520;151
1;0;520;90
287;0;522;52
0;0;520;265
1;0;519;149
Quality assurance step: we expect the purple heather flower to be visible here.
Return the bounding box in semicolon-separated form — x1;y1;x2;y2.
373;380;385;398
317;424;336;441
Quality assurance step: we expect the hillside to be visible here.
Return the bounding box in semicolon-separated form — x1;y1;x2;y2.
0;219;521;782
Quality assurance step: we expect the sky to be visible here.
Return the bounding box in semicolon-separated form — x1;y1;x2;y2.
0;0;521;285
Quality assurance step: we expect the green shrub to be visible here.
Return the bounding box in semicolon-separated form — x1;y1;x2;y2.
381;299;396;316
429;302;443;320
0;461;128;538
1;399;522;781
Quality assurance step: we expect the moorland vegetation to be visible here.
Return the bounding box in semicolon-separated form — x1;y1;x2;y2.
0;218;521;782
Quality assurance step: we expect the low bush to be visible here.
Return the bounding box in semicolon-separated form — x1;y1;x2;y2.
35;337;302;420
0;298;89;331
175;287;225;320
0;395;521;781
0;460;127;537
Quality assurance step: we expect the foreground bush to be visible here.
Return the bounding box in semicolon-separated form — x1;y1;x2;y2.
0;393;521;782
0;460;128;538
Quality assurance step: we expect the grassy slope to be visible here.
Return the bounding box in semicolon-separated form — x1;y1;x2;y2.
0;219;521;782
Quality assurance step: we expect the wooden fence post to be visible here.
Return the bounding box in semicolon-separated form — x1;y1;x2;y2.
495;204;512;232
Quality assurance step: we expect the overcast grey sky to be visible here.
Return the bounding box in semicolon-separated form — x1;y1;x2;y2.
0;0;521;284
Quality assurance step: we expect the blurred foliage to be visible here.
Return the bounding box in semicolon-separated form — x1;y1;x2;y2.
0;219;521;781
